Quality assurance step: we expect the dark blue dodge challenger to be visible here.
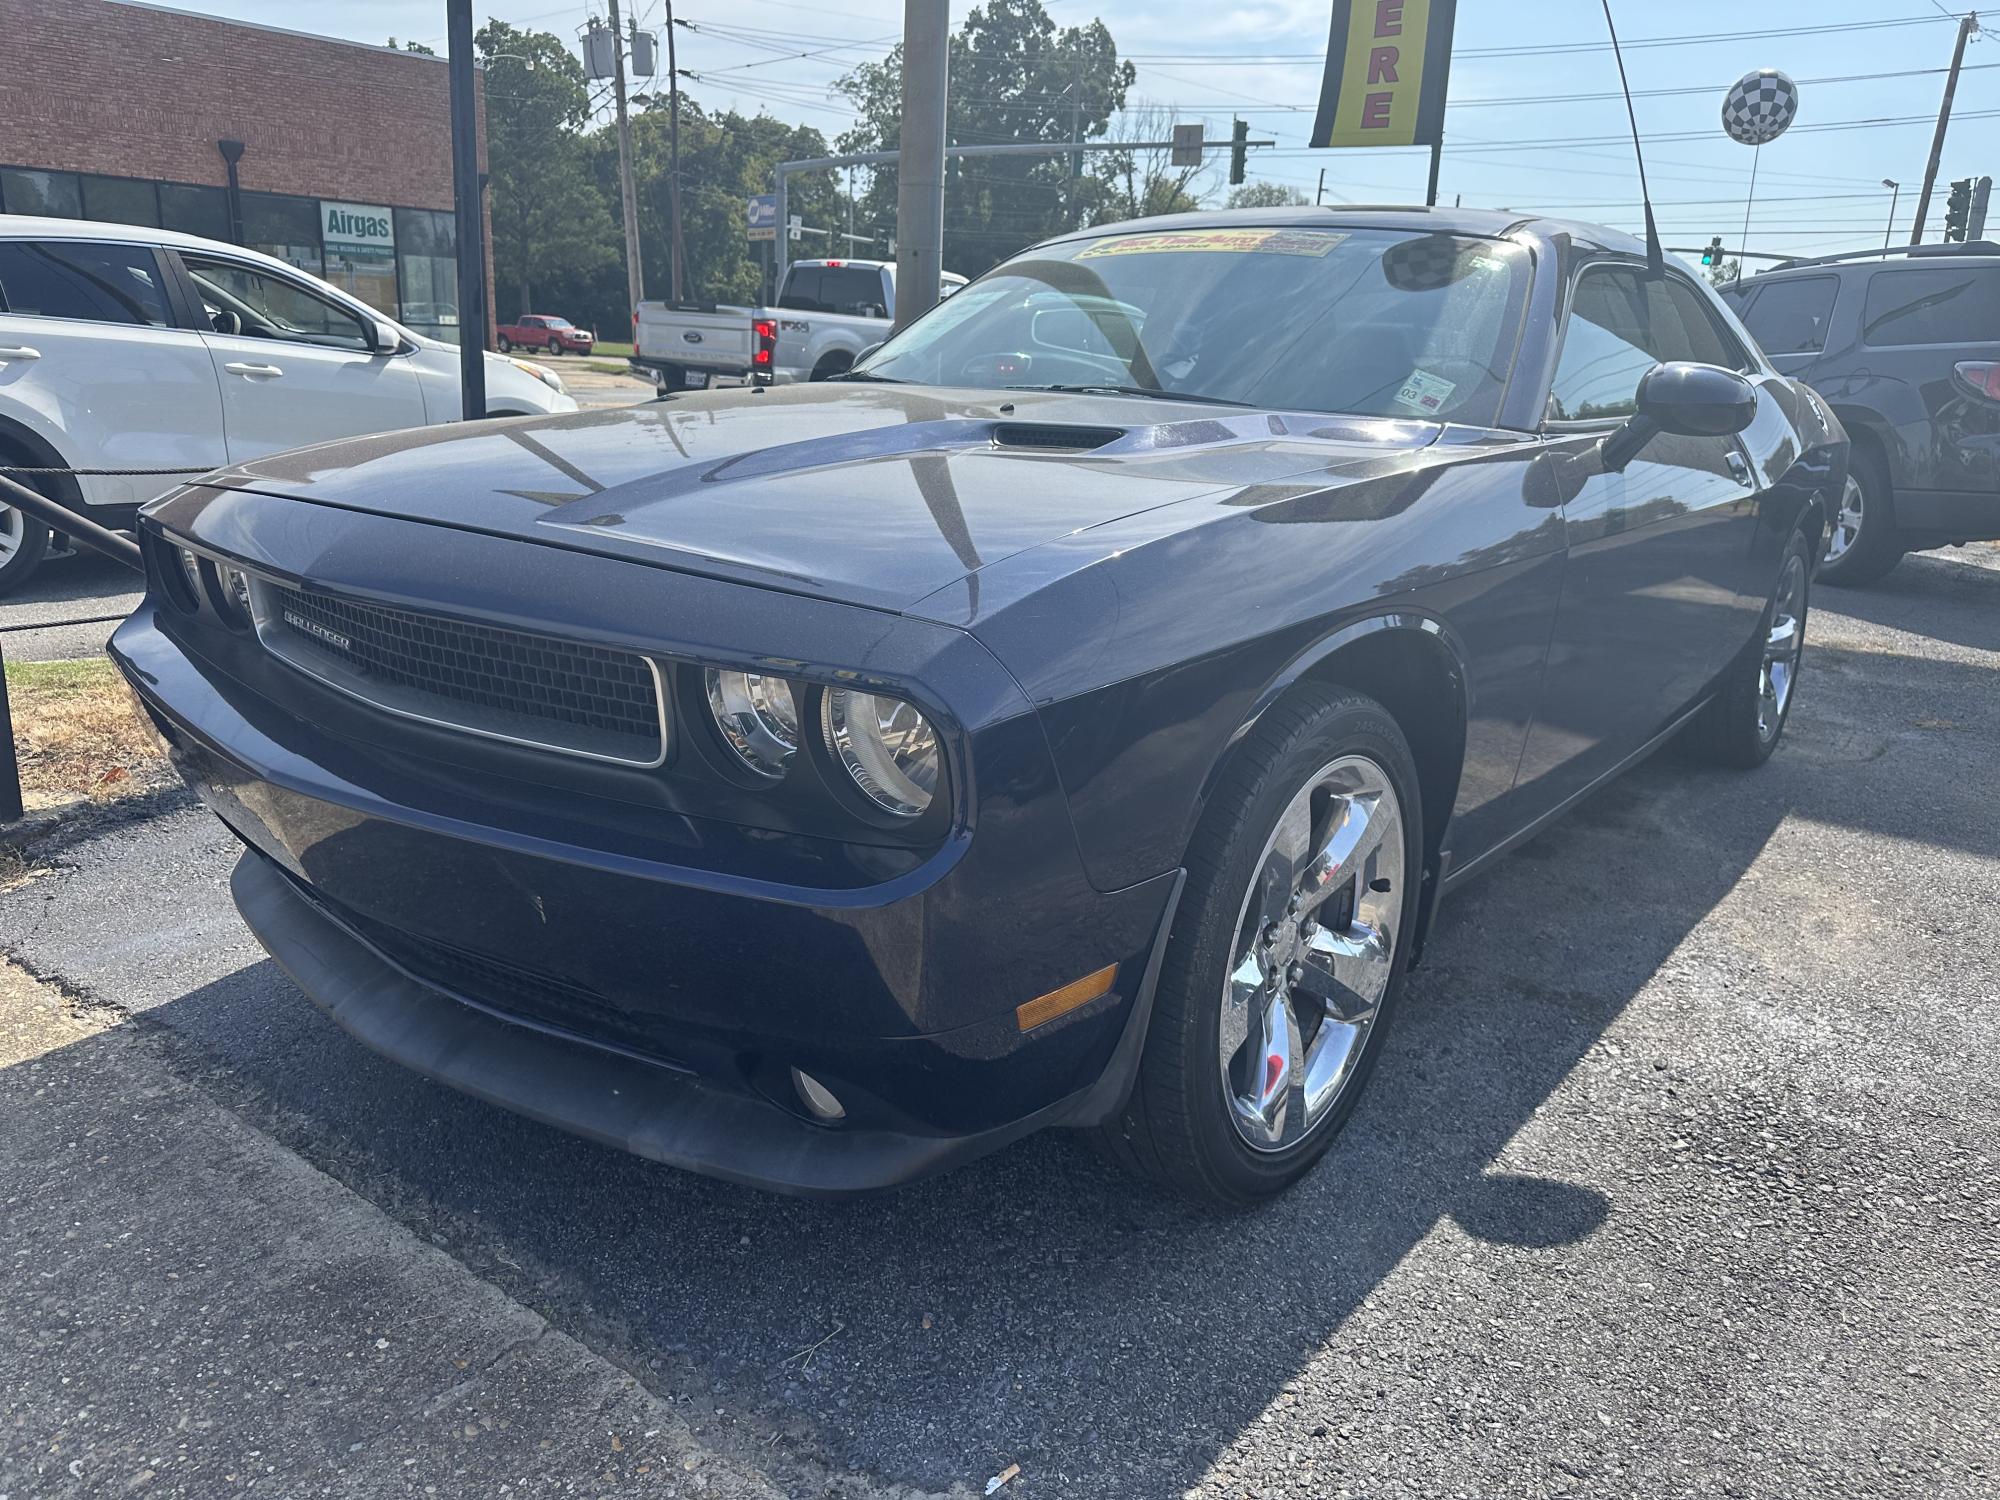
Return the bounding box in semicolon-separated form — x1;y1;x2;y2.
115;209;1846;1203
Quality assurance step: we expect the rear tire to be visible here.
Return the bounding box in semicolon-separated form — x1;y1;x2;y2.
1684;525;1812;769
1817;449;1903;586
1097;684;1422;1206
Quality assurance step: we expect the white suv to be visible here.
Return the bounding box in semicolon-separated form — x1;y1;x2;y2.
0;216;576;593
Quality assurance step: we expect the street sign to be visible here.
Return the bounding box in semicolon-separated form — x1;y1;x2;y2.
1170;122;1204;167
746;193;776;242
788;213;803;243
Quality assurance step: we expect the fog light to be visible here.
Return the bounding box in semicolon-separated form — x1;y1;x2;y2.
791;1067;846;1122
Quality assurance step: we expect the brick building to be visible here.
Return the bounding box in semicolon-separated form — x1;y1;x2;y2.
0;0;488;344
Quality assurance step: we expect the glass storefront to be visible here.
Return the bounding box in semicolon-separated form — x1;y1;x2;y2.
1;166;462;344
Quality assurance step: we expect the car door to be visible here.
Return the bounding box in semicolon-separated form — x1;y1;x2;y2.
0;236;225;513
172;251;428;460
1512;259;1773;819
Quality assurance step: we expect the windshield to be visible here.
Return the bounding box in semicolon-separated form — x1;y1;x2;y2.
543;316;574;328
856;226;1533;424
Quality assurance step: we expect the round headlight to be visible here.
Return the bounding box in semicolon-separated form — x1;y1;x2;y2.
176;545;203;599
705;669;800;778
217;564;253;626
821;689;939;818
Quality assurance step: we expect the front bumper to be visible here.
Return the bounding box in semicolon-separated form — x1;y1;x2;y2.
112;489;1179;1191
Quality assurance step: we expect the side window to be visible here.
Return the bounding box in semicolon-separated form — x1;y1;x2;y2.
1733;275;1839;355
778;270;827;313
181;255;371;351
520;316;542;330
821;268;887;314
1548;265;1744;421
1861;267;2000;346
0;240;170;326
1661;275;1751;371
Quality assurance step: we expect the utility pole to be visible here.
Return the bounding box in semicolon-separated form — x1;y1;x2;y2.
607;0;645;318
1910;10;1976;246
446;0;486;419
894;0;949;331
1315;168;1325;206
663;1;685;302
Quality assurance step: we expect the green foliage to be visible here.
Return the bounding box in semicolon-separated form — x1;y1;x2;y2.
835;0;1136;276
1227;182;1310;209
477;22;620;323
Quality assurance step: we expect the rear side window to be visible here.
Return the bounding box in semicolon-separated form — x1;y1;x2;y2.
1862;267;2000;346
1736;275;1839;354
780;268;886;314
0;239;170;325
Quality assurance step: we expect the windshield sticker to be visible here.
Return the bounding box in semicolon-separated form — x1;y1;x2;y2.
1077;229;1348;260
1393;368;1458;415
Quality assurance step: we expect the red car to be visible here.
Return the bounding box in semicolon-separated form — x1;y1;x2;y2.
496;314;594;356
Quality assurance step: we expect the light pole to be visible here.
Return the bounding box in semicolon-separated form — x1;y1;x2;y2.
1882;178;1901;250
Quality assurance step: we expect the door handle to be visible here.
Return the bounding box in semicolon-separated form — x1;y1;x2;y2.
1726;450;1754;487
224;361;284;378
0;345;41;360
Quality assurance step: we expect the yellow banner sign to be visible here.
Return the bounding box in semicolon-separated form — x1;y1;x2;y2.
1309;0;1458;150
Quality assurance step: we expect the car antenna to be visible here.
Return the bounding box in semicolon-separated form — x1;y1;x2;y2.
1600;0;1665;278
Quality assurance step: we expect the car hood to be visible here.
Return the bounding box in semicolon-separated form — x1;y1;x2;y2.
195;384;1444;612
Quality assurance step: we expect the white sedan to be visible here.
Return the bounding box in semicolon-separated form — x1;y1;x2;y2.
0;215;574;593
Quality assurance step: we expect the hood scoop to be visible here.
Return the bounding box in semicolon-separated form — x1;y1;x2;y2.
991;422;1125;452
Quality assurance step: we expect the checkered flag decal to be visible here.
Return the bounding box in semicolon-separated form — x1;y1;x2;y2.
1722;70;1799;146
1382;234;1484;293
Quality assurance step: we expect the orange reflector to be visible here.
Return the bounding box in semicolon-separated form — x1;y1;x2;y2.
1015;963;1119;1032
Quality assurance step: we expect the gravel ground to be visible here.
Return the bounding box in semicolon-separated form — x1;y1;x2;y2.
1;545;1995;1498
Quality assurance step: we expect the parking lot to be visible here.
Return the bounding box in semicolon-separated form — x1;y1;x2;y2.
2;543;1994;1498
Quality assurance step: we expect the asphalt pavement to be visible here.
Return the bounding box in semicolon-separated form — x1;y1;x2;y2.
2;546;1996;1498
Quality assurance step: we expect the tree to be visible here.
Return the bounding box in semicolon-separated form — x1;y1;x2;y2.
1227;182;1309;209
477;22;620;322
1707;256;1741;289
386;38;437;55
835;0;1135;276
1090;103;1216;224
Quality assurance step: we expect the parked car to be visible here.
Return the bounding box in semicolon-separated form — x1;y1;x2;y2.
0;216;575;594
116;208;1844;1203
1723;240;1999;584
630;260;967;394
496;314;594;357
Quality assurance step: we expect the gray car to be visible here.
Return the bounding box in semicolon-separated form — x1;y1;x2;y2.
1724;240;2000;584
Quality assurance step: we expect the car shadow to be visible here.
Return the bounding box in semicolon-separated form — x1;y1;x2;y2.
1817;545;2000;654
36;570;2000;1495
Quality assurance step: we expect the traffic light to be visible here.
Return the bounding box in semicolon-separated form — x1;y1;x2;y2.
1971;176;1994;241
1229;118;1249;187
1700;235;1723;266
1944;177;1972;242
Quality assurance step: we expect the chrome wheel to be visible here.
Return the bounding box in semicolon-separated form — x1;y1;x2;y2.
1825;474;1863;565
1759;551;1808;742
0;506;21;565
1217;754;1404;1153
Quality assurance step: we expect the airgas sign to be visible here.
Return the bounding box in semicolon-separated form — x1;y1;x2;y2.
321;201;396;259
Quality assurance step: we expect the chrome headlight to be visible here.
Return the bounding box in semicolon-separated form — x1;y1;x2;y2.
821;689;939;818
705;669;800;778
217;563;253;624
175;545;203;598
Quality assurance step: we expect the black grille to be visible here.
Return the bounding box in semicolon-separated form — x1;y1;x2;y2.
264;581;662;758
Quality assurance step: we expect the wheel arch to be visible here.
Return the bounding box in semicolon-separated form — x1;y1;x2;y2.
0;412;86;511
1195;613;1471;958
810;349;855;382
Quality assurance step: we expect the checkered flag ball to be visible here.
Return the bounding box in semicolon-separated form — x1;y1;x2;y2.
1722;69;1799;146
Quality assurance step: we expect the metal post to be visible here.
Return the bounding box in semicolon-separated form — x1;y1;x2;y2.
1425;138;1442;207
1882;179;1901;250
1315;168;1325;206
894;0;949;332
607;0;647;320
1910;12;1975;246
1;635;21;825
217;139;245;245
447;0;487;419
774;166;790;291
664;2;686;302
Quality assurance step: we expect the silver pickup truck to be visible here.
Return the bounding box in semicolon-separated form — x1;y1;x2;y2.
631;261;965;393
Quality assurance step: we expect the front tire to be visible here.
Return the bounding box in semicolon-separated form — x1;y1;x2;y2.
547;338;563;357
1684;525;1812;768
1817;452;1903;586
1098;685;1422;1206
496;334;512;353
0;501;52;597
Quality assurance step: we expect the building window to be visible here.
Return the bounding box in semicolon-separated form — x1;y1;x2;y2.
242;191;323;276
79;174;161;228
319;200;399;322
0;168;82;218
159;183;231;243
394;207;458;343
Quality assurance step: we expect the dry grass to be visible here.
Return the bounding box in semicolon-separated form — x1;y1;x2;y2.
4;657;171;810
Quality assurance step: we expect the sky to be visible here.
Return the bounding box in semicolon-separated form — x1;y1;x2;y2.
179;0;1996;264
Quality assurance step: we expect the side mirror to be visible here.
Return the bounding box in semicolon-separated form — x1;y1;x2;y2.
364;319;400;355
210;309;242;337
1601;361;1757;472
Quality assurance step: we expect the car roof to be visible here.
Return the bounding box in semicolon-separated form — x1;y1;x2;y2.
1033;204;1656;260
0;213;320;279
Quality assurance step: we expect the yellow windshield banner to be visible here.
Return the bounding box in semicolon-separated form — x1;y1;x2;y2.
1309;0;1457;150
1077;229;1349;259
